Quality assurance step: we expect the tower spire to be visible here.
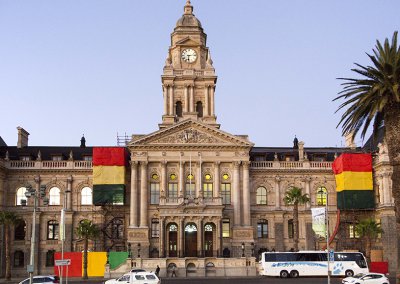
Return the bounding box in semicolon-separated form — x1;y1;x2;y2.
184;0;193;15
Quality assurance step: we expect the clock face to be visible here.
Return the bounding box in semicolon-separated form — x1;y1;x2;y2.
181;49;197;63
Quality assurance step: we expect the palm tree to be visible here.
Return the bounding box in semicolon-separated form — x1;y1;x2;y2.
75;219;100;279
355;218;383;262
334;31;400;272
283;186;310;251
0;211;22;280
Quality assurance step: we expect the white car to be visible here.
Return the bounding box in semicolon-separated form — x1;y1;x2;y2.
342;272;390;284
19;275;59;284
104;272;160;284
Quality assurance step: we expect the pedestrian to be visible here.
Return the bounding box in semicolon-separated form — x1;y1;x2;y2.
171;265;176;277
155;265;160;277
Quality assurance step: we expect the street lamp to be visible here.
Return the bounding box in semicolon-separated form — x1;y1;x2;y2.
24;184;48;284
241;242;245;257
137;243;141;258
251;242;255;257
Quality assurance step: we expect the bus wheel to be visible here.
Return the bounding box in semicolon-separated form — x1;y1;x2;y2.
345;270;354;277
280;270;289;278
290;270;299;278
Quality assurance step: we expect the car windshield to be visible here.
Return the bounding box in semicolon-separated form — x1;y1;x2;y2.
353;273;365;279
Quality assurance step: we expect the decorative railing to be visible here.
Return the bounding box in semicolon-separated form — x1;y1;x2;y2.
250;161;333;170
5;160;93;170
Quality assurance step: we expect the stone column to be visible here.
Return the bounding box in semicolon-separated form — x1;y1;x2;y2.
382;172;392;204
168;85;174;116
184;85;189;113
210;85;215;116
189;85;194;112
198;219;204;257
161;161;167;198
242;161;250;226
159;217;165;257
214;161;220;198
179;218;185;257
34;176;41;274
274;176;281;210
197;159;202;198
140;161;148;227
233;162;241;226
66;176;72;211
130;161;138;227
179;159;184;197
205;85;209;116
163;85;168;115
304;176;311;209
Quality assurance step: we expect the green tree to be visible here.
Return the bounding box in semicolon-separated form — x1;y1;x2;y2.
75;219;100;279
355;218;383;262
334;31;400;273
283;186;310;251
0;211;22;280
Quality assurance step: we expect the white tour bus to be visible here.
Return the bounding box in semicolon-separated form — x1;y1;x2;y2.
259;251;369;278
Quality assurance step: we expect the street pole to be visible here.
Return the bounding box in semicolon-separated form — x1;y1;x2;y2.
326;190;330;284
29;197;37;284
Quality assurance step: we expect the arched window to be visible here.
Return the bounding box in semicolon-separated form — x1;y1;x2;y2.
221;173;231;205
150;173;160;205
16;187;27;206
81;187;92;205
14;250;24;267
317;186;327;206
47;220;59;240
185;224;197;232
196;101;203;117
168;173;178;201
14;221;26;240
203;173;213;199
176;101;183;117
256;187;267;205
185;173;195;198
257;219;268;238
49;187;60;205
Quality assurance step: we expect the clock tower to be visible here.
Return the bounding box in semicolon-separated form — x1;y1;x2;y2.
160;0;219;129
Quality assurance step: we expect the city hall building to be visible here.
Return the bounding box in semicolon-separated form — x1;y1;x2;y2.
0;0;397;277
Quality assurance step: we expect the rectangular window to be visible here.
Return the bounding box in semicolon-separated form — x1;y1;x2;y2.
185;183;195;198
150;183;160;204
168;183;178;199
221;183;231;205
257;222;268;238
21;156;31;161
83;156;93;161
46;250;55;267
47;222;59;240
151;220;160;238
52;156;63;161
288;220;294;239
203;183;213;198
348;224;360;239
222;219;230;238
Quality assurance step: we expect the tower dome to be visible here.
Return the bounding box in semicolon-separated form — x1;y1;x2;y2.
175;0;202;28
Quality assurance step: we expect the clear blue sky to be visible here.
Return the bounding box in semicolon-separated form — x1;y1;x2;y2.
1;0;399;147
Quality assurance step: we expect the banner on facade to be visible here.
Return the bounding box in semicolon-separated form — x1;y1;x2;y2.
332;153;374;209
93;147;126;205
311;207;326;237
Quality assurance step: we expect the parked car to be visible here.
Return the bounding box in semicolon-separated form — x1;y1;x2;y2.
342;272;390;284
104;272;160;284
19;275;59;284
104;273;130;284
130;268;146;273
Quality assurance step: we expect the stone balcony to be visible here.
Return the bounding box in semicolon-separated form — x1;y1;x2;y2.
250;160;333;170
159;196;222;206
4;160;92;170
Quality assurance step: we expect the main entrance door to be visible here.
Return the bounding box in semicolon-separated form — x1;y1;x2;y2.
204;223;214;257
185;223;197;257
168;224;178;257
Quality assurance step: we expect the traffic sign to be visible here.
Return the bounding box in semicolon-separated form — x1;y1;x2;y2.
55;259;71;266
329;250;334;262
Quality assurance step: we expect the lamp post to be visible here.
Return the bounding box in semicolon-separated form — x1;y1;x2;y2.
128;243;133;268
24;184;49;284
241;242;245;257
251;242;255;257
137;243;141;258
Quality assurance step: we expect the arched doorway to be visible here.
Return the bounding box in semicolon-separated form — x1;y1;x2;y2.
204;223;214;257
168;223;178;257
185;223;197;257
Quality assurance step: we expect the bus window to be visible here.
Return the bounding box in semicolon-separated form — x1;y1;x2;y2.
318;253;327;261
264;253;276;262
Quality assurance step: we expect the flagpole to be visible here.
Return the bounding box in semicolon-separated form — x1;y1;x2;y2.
326;190;330;284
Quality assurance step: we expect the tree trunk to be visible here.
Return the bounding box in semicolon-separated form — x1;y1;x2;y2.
83;238;88;280
383;104;400;282
5;224;10;281
294;203;299;251
365;237;371;263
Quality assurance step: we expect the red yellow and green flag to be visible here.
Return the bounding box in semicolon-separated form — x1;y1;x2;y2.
93;147;126;205
332;153;374;209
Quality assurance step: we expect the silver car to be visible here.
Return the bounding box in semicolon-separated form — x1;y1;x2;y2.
342;272;390;284
19;275;59;284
